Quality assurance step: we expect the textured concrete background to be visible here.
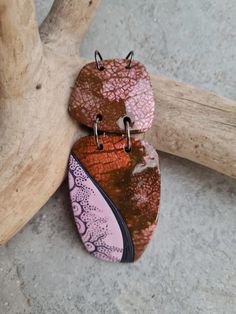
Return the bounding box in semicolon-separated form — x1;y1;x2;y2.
1;1;236;313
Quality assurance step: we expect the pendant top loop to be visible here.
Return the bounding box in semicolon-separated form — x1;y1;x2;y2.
125;51;134;69
94;50;104;71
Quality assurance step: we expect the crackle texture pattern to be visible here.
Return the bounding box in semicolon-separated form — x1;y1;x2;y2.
0;0;235;314
69;59;155;133
72;136;160;261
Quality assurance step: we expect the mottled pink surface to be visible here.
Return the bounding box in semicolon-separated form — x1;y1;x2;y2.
69;58;155;133
68;154;124;262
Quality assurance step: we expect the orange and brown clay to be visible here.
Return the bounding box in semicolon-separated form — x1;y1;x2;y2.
71;136;160;261
68;54;160;263
69;59;155;133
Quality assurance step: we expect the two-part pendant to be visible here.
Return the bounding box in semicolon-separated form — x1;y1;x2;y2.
68;51;161;263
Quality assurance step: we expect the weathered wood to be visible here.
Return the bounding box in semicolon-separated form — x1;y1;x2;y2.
0;0;42;96
0;0;235;245
144;75;236;178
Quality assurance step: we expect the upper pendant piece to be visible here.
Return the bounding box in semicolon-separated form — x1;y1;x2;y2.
68;58;155;133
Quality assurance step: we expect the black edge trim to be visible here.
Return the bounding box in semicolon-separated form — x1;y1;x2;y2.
71;153;134;263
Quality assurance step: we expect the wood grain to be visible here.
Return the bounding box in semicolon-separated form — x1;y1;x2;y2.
145;75;236;178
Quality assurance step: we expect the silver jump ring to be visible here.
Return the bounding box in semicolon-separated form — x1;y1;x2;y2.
93;116;103;150
125;120;131;152
95;50;104;71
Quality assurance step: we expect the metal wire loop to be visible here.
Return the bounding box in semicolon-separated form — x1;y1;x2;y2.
124;119;132;152
93;116;103;150
95;50;104;71
125;51;134;69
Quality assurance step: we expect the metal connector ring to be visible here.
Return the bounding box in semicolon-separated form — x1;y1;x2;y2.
93;115;103;150
124;119;131;152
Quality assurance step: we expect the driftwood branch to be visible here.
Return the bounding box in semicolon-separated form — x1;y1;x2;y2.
0;0;42;96
145;75;236;178
0;0;235;244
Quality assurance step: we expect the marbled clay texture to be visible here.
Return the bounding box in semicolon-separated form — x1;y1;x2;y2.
68;59;155;133
71;135;161;261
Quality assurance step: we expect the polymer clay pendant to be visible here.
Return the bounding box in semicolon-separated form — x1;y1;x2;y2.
68;51;160;262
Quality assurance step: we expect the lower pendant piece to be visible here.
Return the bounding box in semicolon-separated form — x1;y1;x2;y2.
68;135;161;263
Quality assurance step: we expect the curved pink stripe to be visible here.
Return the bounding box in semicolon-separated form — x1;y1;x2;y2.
68;154;124;262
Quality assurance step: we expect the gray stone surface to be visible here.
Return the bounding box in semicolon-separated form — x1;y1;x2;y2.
0;1;236;314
